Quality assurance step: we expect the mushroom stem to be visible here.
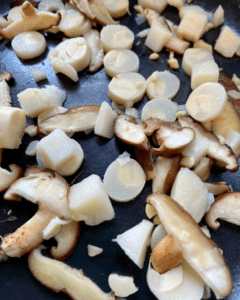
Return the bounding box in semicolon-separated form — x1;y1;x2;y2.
1;209;56;257
151;235;184;274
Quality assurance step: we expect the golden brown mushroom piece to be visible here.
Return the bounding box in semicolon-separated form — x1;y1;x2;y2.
1;170;72;258
178;115;238;172
114;115;154;180
205;182;231;196
37;105;100;136
205;192;240;230
0;148;23;193
28;246;115;300
71;0;119;26
147;193;233;299
0;1;61;40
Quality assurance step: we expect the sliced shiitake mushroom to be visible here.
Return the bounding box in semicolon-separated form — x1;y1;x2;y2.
178;116;238;172
205;192;240;230
37;105;100;136
147;193;233;299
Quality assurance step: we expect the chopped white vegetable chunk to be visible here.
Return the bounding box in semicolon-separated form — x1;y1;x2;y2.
108;274;138;297
30;67;47;83
87;245;103;257
113;219;154;268
37;129;84;176
94;101;117;139
69;174;115;226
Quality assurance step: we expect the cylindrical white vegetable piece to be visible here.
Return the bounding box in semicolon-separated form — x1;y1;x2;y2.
108;72;146;108
182;48;214;76
103;49;140;77
191;61;219;90
100;24;134;52
48;37;91;72
38;0;64;12
146;71;180;100
141;98;177;122
101;0;129;18
186;82;227;122
12;32;47;60
58;9;85;37
103;158;146;202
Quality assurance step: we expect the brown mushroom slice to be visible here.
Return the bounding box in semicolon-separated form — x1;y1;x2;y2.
37;105;100;136
114;115;148;150
0;164;23;193
24;165;45;177
219;72;240;115
178;116;238;172
151;235;184;274
152;156;181;194
72;0;118;26
147;193;233;299
51;221;80;260
153;124;195;158
0;2;61;40
205;192;240;230
1;171;72;257
28;246;114;300
134;140;155;181
114;115;154;179
205;182;231;196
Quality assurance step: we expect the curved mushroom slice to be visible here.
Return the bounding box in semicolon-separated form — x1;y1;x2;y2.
1;171;72;257
114;115;154;178
178;116;238;172
147;193;233;299
114;115;148;150
51;221;80;260
72;0;118;26
28;246;114;300
0;2;61;40
152;156;181;194
151;235;184;274
37;105;100;136
0;72;12;107
0;164;23;193
152;123;195;158
205;192;240;230
205;182;231;196
83;29;104;73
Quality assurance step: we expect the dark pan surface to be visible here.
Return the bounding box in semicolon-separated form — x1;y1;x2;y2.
0;0;240;299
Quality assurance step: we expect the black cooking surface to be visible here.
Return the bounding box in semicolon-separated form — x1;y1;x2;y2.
0;0;240;299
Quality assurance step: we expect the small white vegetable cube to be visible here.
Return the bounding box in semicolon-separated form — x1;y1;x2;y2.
94;101;117;139
108;274;138;297
214;26;240;58
145;22;172;53
36;129;84;176
213;5;224;28
0;107;26;149
69;174;115;225
191;61;219;90
113;219;154;268
177;10;208;43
